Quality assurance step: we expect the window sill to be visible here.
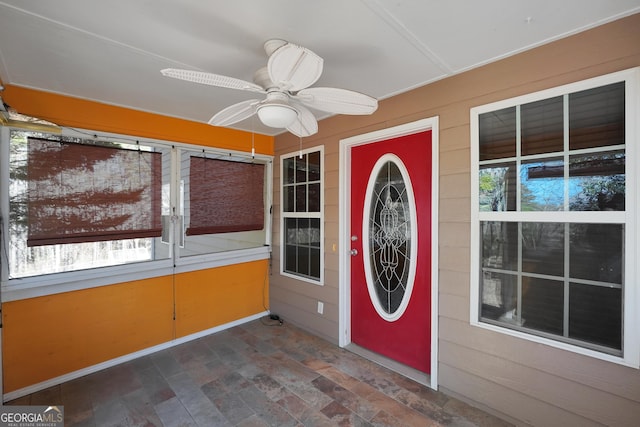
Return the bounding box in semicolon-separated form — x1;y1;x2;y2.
2;246;271;302
2;259;174;302
174;246;271;274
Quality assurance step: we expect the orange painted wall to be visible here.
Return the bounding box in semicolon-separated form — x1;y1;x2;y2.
175;260;270;338
1;88;273;394
2;277;174;392
2;260;269;393
2;85;274;155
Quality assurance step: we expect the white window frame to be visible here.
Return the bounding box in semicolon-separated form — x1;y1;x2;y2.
174;146;272;264
470;67;640;368
0;126;273;301
280;146;324;285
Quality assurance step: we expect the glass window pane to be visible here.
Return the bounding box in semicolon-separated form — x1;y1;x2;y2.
521;278;564;335
285;245;297;272
283;157;295;184
9;131;173;277
480;272;518;323
367;159;413;316
308;183;321;212
569;151;625;211
186;158;264;236
285;218;298;244
295;155;307;183
479;107;516;160
479;162;516;211
310;248;321;279
570;223;623;284
298;246;310;276
481;221;518;271
522;222;564;277
569;82;625;150
309;218;321;247
521;96;564;156
308;151;321;182
297;218;309;244
521;157;564;211
569;283;622;350
296;184;307;212
284;186;295;212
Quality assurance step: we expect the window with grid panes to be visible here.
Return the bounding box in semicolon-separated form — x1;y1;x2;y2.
281;147;323;283
471;68;640;364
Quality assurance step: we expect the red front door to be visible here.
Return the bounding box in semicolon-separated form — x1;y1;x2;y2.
350;130;432;373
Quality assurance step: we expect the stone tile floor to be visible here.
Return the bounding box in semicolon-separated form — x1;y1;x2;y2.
7;318;512;426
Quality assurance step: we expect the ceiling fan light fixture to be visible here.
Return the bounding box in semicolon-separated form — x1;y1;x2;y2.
257;103;298;128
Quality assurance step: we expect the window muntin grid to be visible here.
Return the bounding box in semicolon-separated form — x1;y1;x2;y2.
475;81;627;356
281;148;323;283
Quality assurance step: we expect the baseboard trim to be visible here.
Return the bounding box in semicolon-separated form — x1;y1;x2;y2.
3;311;268;403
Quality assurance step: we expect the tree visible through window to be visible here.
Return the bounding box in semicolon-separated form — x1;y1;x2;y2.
473;77;631;357
7;131;165;278
4;130;272;283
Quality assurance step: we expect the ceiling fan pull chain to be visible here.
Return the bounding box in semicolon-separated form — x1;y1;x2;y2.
299;136;303;159
251;115;255;159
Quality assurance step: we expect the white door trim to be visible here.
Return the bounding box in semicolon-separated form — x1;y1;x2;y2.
338;117;440;390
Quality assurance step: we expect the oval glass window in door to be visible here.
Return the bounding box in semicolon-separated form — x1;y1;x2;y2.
362;153;417;322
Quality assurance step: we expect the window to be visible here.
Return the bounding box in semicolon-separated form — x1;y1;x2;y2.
471;68;639;365
281;147;323;283
5;130;171;278
186;157;264;235
180;149;270;257
1;127;272;297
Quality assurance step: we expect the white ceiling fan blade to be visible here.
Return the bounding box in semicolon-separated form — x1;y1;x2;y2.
295;87;378;115
267;43;323;92
286;104;318;137
208;99;261;127
161;68;265;93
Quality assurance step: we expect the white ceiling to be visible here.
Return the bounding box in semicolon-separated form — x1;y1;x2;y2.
1;0;639;136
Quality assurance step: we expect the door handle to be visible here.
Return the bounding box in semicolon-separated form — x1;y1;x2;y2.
350;249;358;256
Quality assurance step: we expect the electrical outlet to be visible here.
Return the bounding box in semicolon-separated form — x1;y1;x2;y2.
317;301;324;315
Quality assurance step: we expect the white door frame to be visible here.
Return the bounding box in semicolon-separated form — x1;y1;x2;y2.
338;117;439;389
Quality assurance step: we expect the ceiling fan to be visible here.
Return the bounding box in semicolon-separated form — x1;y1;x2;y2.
161;39;378;137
